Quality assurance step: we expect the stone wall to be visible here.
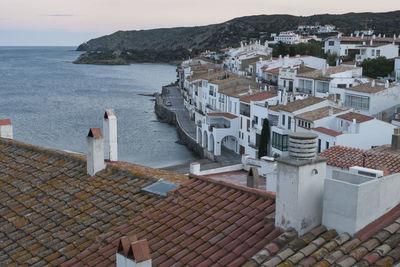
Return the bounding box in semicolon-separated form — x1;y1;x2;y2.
154;92;205;158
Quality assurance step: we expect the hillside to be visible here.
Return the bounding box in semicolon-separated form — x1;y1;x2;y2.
75;10;400;64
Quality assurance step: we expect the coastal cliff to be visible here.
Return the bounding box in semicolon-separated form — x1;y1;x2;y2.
75;11;400;64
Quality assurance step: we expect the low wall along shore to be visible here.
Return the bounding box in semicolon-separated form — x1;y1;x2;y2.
154;88;205;158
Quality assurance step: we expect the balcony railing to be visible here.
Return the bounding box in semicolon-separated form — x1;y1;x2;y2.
248;141;258;149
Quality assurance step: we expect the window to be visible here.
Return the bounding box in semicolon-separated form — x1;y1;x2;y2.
318;139;321;153
272;132;288;151
248;136;250;142
240;117;242;129
298;79;312;94
254;116;259;125
288;117;291;130
345;94;370;110
316;81;329;93
209;85;214;96
371;49;375;56
337;84;347;88
376;50;380;57
282;115;286;126
247;119;250;132
326;141;330;149
328;41;335;46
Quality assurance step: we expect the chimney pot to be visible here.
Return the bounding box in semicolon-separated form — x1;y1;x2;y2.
0;119;13;139
392;128;400;150
190;162;201;175
116;236;151;267
247;167;259;188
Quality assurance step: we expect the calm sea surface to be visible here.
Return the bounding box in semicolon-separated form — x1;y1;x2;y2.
0;46;197;167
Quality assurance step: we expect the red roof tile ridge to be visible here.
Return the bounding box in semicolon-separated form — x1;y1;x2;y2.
188;173;276;200
0;137;85;162
131;239;151;262
355;202;400;242
0;136;187;184
0;118;11;125
118;235;138;256
88;128;102;138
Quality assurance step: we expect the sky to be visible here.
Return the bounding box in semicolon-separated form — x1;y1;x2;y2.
0;0;399;46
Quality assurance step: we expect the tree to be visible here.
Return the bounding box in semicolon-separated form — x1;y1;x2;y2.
361;57;395;79
258;119;270;158
325;52;338;66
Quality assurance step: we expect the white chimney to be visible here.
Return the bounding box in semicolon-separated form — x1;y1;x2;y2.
277;90;282;104
86;128;105;176
190;162;201;175
103;109;118;162
116;236;152;267
0;119;13;139
275;132;327;235
350;33;353;37
371;80;376;87
361;34;364;39
370;39;373;46
385;80;390;88
322;63;327;76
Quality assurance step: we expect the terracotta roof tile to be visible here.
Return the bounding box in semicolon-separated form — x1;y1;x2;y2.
269;96;326;113
241;91;277;103
319;145;400;175
312;127;342;137
0;118;11;125
206;112;238;119
337;112;374;123
0;138;188;266
245;204;400;266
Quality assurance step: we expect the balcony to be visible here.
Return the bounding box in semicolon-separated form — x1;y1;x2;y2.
248;141;258;149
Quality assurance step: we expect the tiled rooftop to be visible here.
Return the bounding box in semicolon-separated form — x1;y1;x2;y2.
207;112;238;119
312;127;342;137
68;175;278;266
0;138;187;266
295;106;347;122
245;204;400;267
319;145;400;175
297;66;358;80
241;91;277;103
337;112;374;123
269;97;326;113
345;81;392;94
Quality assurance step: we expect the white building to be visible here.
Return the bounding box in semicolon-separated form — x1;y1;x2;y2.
256;55;327;84
324;35;400;58
295;65;363;98
311;112;396;152
274;32;300;44
338;81;400;118
355;42;399;62
224;40;272;75
395;57;400;82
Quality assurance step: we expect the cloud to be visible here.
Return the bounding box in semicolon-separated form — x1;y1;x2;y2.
39;14;74;17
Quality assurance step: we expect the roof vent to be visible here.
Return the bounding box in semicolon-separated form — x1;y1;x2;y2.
142;181;179;196
288;132;318;160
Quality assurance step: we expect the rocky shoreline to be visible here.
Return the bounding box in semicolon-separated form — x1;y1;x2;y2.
73;52;128;65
